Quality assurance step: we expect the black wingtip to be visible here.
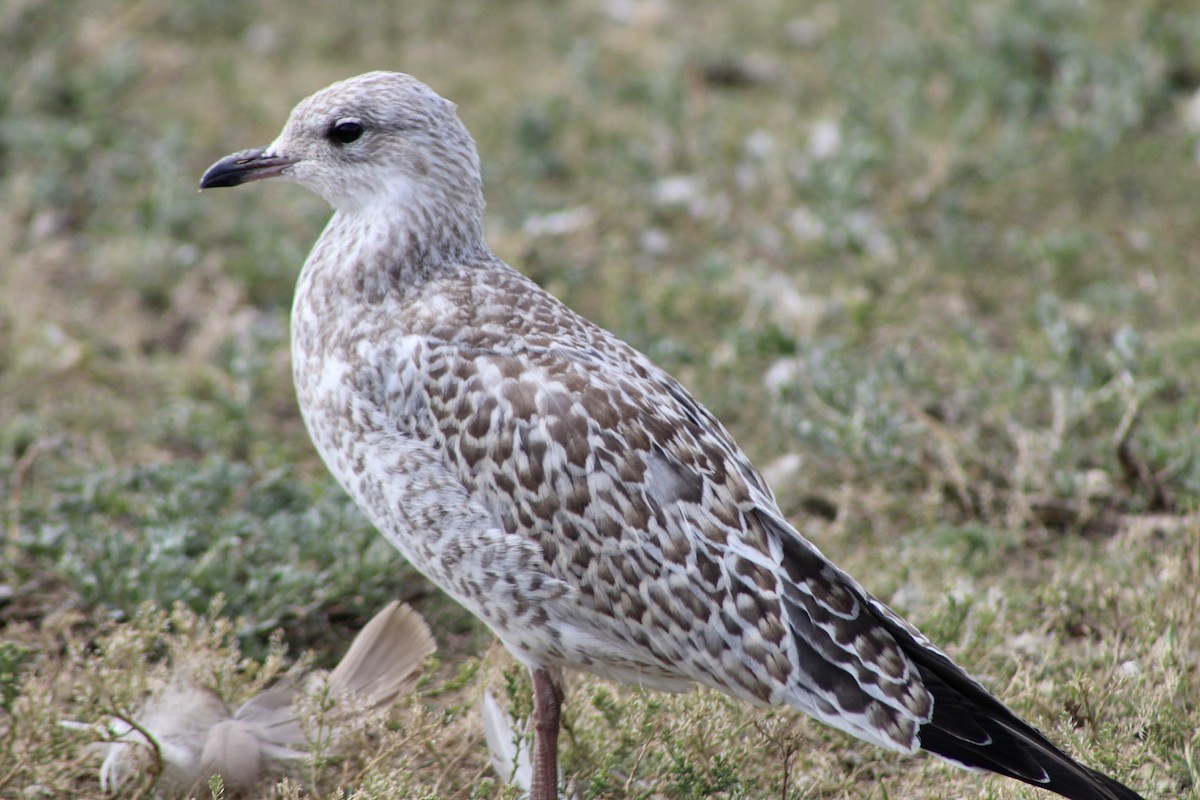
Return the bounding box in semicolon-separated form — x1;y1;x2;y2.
866;602;1146;800
919;719;1145;800
910;655;1145;800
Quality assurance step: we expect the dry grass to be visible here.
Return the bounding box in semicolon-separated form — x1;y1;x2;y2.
2;0;1199;797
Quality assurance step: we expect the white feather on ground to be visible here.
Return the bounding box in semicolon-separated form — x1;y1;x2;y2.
68;601;435;795
481;688;533;792
482;689;577;799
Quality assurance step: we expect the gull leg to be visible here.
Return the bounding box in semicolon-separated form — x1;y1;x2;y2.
530;667;564;800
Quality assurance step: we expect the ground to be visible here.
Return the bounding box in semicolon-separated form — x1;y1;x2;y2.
0;0;1197;798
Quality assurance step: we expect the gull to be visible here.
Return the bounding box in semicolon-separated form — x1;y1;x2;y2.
200;71;1146;800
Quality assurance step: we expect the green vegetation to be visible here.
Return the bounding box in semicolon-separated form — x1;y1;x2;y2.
1;0;1197;797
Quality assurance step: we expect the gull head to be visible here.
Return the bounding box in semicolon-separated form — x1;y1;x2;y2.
200;72;485;231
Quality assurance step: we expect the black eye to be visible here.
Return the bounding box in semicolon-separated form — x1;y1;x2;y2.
329;119;364;145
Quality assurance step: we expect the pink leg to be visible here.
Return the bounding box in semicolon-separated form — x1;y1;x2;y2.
530;667;564;800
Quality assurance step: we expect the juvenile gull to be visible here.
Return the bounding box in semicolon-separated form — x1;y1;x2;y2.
200;72;1145;800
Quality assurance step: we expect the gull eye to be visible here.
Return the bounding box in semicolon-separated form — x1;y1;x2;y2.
329;118;365;145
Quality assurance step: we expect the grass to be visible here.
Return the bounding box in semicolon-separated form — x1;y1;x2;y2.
1;0;1198;797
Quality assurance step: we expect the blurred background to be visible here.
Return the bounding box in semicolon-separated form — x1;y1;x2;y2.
1;0;1197;797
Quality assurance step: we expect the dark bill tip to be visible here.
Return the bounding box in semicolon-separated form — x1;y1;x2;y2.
199;147;298;189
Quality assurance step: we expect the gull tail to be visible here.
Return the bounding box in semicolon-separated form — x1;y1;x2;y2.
880;615;1145;800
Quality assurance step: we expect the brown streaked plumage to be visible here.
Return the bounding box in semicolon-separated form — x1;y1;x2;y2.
200;71;1146;800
